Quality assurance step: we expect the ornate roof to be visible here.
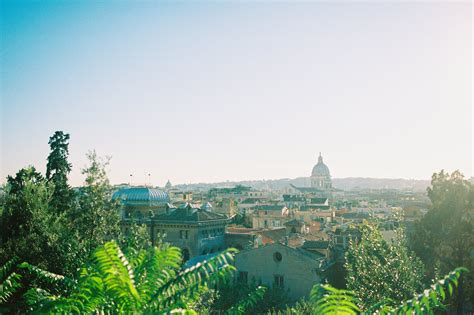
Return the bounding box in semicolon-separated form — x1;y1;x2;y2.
112;187;170;205
312;153;330;177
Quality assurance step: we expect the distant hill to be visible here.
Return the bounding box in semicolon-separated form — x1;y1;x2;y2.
174;177;431;192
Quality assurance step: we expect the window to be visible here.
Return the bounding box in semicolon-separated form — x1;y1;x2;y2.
180;230;189;239
273;252;282;262
238;271;248;284
274;275;284;288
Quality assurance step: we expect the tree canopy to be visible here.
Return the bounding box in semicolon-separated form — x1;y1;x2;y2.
411;170;474;313
345;223;424;310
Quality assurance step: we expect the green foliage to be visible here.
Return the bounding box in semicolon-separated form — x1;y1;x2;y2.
212;280;289;314
0;167;75;275
39;241;237;313
0;258;66;313
345;222;424;310
225;285;267;314
69;150;121;260
120;221;152;259
411;170;474;312
46;131;75;215
0;258;22;305
285;267;468;315
310;284;360;315
374;267;469;314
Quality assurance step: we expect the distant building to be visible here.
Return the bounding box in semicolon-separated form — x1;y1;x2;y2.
212;198;238;217
251;205;291;229
311;153;332;190
238;198;262;214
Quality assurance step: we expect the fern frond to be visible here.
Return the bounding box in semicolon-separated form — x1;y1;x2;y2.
18;262;65;286
136;246;181;301
0;257;18;282
310;284;360;315
148;249;237;312
0;272;22;304
92;241;141;311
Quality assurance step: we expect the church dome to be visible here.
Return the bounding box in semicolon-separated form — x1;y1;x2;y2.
112;187;170;205
311;153;330;177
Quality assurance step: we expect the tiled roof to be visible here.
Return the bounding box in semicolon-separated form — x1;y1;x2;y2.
300;205;330;211
155;205;227;223
282;195;305;202
310;197;328;205
239;198;261;204
302;240;330;249
290;184;331;194
284;219;304;227
253;205;286;211
341;212;370;219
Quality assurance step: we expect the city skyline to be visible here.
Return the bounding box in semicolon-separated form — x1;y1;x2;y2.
1;1;472;187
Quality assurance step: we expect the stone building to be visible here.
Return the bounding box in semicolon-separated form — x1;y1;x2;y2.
234;243;326;299
251;205;291;229
153;203;229;260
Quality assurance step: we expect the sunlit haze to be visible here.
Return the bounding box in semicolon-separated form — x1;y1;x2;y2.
1;1;472;187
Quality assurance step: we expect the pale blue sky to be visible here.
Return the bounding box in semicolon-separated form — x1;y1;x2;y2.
1;1;472;187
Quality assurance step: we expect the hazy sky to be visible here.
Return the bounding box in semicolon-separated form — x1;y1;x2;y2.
1;1;472;187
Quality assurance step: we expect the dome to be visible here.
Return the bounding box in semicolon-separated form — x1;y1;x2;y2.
112;187;170;205
311;153;330;177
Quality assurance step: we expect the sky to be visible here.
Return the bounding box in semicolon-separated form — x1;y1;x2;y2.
1;1;472;187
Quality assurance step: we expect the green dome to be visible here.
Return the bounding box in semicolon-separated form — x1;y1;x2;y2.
112;186;170;206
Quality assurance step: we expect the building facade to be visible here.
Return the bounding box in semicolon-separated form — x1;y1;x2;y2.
234;243;326;299
153;203;229;260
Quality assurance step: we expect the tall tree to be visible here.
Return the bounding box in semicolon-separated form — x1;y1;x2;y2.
0;167;73;274
46;131;75;214
70;150;121;260
411;170;474;313
345;223;424;310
